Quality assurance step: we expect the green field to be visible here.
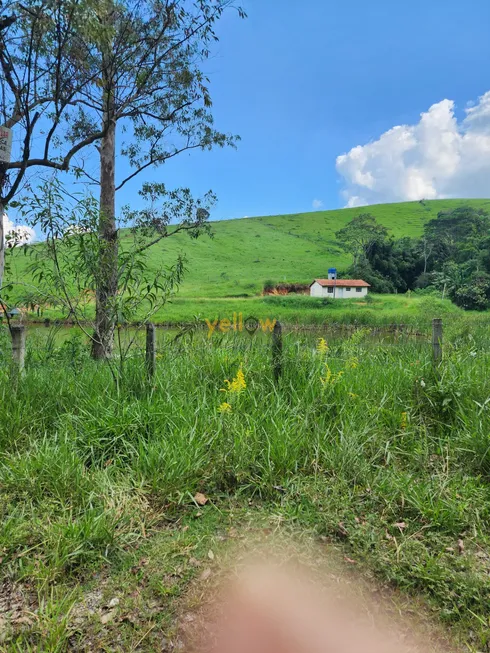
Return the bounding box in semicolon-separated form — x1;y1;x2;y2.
3;200;490;649
23;293;468;329
1;321;490;649
7;198;490;327
130;198;490;298
149;292;482;327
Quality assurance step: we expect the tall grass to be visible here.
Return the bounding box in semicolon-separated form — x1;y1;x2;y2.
0;321;489;643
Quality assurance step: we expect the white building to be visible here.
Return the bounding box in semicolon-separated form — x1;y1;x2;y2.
310;278;370;299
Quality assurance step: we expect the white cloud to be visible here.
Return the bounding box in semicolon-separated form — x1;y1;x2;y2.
336;91;490;206
2;213;36;247
312;199;324;210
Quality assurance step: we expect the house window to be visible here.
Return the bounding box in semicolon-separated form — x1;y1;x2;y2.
346;287;351;291
327;287;334;294
356;288;362;292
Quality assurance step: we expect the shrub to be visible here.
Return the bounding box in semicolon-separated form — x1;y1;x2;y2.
451;276;490;311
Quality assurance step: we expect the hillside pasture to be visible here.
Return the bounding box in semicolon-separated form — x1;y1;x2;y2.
6;199;490;310
139;198;490;297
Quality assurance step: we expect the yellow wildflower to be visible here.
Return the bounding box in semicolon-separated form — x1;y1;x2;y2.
316;337;329;354
221;364;246;393
347;357;359;369
218;402;232;414
321;363;343;386
321;364;332;386
400;411;407;429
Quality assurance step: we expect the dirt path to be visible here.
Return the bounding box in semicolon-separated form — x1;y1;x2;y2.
0;515;466;652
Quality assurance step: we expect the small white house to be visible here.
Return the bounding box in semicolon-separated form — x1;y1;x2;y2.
310;278;370;299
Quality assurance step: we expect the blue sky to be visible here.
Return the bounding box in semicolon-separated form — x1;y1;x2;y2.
6;0;490;241
135;0;490;220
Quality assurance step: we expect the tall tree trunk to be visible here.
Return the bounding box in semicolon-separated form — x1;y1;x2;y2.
0;167;6;292
0;199;4;293
91;102;117;360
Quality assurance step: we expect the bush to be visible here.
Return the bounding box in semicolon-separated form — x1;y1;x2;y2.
451;276;490;311
413;285;441;297
263;281;310;295
263;279;275;293
348;261;396;294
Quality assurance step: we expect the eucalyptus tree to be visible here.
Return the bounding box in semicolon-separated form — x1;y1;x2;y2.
58;0;244;358
0;0;109;292
1;0;243;359
17;175;217;381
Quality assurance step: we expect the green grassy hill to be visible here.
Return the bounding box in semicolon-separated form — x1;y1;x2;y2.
138;198;490;298
6;198;490;326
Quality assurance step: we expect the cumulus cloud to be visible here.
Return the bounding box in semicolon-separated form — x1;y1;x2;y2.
312;199;324;210
336;91;490;207
2;213;36;247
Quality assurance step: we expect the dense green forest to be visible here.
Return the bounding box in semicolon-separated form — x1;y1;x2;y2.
339;205;490;310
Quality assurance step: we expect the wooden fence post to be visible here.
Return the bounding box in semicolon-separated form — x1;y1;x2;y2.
11;324;26;375
272;320;282;381
432;318;442;363
146;323;156;377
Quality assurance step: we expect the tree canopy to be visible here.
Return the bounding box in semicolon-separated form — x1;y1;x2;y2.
335;213;388;266
340;206;490;310
1;0;244;357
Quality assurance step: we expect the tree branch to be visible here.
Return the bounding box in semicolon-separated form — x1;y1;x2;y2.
6;127;108;172
0;15;16;32
115;142;202;191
